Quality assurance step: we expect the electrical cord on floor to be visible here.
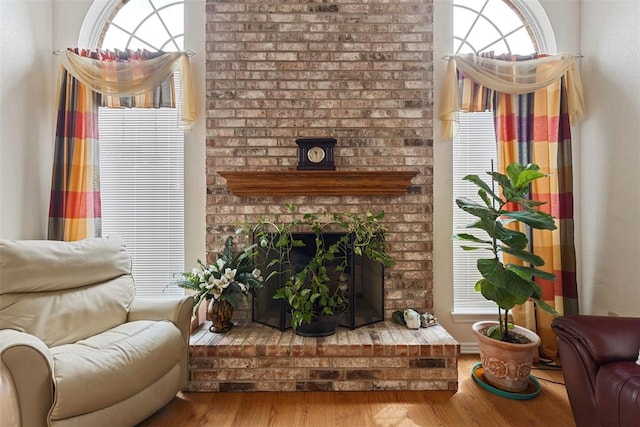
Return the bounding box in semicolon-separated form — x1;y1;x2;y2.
531;364;566;385
530;375;566;386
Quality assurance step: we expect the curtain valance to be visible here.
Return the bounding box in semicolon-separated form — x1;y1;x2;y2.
59;49;195;129
439;52;585;140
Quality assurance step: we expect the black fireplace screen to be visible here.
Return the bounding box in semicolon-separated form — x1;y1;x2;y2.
252;232;384;331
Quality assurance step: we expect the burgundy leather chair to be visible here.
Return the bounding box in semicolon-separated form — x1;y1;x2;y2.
551;315;640;427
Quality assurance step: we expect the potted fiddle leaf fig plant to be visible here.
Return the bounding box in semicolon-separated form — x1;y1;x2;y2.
454;162;558;393
240;204;394;336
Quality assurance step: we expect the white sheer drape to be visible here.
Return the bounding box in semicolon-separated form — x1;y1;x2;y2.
439;53;585;140
59;50;196;129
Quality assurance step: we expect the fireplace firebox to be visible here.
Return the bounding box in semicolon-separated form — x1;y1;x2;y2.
252;232;385;331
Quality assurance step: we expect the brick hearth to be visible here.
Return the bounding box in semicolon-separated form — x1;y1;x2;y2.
188;321;459;392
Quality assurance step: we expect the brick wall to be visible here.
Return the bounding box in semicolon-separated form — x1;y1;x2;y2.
205;0;434;323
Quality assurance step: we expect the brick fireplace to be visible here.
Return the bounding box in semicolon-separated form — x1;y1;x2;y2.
205;0;435;324
196;0;456;392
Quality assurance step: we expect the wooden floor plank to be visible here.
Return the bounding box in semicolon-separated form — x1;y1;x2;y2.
138;355;575;427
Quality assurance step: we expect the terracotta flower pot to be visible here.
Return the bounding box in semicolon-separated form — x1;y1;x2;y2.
472;321;541;393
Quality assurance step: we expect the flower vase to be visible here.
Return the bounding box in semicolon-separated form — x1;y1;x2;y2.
208;299;234;333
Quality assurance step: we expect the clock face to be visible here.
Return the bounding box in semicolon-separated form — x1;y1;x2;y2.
307;146;326;163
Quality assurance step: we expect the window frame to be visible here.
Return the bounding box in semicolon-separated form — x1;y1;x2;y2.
449;0;557;318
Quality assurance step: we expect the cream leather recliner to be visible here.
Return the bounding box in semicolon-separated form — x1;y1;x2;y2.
0;237;194;427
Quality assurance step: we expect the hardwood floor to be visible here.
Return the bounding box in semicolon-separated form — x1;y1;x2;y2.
138;355;575;426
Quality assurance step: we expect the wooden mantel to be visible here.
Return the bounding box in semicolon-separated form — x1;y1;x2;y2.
218;170;419;196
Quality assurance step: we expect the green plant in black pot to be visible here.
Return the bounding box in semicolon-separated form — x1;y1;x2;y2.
454;162;559;342
240;204;394;332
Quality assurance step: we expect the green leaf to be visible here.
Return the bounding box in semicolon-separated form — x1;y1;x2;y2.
462;174;502;202
491;222;528;250
476;279;527;310
478;188;493;209
503;210;556;230
532;297;559;316
275;235;289;248
452;233;491;245
490;172;514;194
528;281;544;300
507;264;556;281
500;246;545;266
463;218;489;232
487;325;502;340
515;169;546;190
460;246;488;251
455;197;498;220
291;239;306;247
506;162;526;185
475;265;536;310
519;198;547;210
503;269;538;297
477;258;507;288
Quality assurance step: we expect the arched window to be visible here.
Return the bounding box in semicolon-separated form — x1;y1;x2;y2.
452;0;554;313
453;0;537;55
82;0;185;297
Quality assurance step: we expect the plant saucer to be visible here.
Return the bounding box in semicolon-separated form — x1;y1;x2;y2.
471;362;541;400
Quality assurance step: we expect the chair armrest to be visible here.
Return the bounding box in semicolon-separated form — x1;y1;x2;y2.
551;315;640;364
128;296;194;343
0;329;54;427
551;315;640;427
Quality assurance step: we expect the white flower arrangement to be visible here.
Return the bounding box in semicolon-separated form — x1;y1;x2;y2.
176;236;263;310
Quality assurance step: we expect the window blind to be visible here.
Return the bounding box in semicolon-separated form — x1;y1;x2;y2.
452;111;499;313
99;93;185;298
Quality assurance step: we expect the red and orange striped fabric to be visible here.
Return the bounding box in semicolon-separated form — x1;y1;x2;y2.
48;61;101;241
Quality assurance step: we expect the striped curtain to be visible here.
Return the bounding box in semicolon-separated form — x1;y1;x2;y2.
458;54;579;362
494;59;578;362
48;65;102;241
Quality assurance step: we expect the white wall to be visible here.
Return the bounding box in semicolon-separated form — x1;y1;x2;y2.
0;0;54;239
182;0;207;275
579;0;640;316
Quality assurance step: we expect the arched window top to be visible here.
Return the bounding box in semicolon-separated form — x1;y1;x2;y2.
453;0;556;55
79;0;184;51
